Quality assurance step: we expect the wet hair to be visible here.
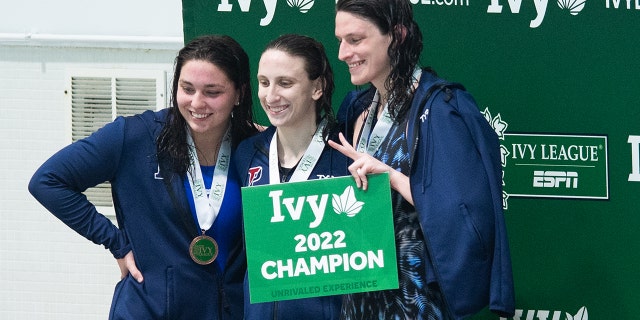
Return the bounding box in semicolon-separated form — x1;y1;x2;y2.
336;0;430;122
157;35;258;174
262;33;336;133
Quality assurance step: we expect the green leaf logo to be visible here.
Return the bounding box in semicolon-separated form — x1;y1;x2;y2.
566;306;588;320
483;107;510;210
286;0;314;13
482;107;508;140
332;186;364;217
557;0;586;15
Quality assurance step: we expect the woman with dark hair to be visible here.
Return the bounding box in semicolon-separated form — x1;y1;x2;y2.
331;0;516;319
234;33;345;320
29;35;259;319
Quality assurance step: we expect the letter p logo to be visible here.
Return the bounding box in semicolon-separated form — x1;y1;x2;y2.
248;167;263;186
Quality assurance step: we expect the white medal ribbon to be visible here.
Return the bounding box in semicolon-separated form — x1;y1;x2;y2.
356;91;393;155
269;118;328;184
356;68;423;155
185;126;232;233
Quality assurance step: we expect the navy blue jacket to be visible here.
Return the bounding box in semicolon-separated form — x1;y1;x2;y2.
234;126;347;320
338;71;515;319
28;109;245;319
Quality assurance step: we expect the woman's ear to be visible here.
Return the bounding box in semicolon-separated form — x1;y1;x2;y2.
236;86;245;106
394;25;408;43
311;79;324;101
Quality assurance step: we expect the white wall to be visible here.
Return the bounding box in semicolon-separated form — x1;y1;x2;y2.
0;2;183;319
0;0;183;37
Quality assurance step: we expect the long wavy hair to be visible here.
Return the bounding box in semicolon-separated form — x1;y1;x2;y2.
262;34;337;140
157;35;258;174
336;0;431;122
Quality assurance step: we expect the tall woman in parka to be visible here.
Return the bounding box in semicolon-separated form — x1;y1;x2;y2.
331;0;516;319
28;35;259;319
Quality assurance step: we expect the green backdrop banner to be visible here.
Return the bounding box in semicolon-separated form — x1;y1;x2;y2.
182;0;640;318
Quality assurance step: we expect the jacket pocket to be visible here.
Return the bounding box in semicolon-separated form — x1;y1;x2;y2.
459;203;489;261
109;276;127;318
166;266;175;319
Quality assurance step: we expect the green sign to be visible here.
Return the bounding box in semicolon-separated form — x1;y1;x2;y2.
502;133;608;199
241;173;398;303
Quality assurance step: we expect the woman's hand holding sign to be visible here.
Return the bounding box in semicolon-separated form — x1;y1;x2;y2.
328;133;414;205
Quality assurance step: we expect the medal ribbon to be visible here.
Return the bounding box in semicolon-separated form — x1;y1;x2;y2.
356;68;423;155
185;126;232;233
269;118;328;184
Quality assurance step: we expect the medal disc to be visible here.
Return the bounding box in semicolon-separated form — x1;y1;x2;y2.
189;235;218;265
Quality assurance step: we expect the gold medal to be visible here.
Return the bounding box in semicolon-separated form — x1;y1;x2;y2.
189;234;218;265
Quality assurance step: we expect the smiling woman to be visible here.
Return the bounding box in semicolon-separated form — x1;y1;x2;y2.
28;35;259;320
234;33;348;320
257;48;321;136
176;60;239;165
331;0;515;319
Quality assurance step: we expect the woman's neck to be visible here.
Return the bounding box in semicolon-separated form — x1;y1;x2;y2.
191;124;229;166
275;120;317;168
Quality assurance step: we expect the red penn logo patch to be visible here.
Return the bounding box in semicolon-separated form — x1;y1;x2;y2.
247;166;263;186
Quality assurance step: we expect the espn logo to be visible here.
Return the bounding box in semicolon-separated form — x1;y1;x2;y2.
532;171;578;189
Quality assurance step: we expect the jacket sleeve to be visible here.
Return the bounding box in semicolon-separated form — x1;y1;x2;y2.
454;90;515;317
28;117;131;258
